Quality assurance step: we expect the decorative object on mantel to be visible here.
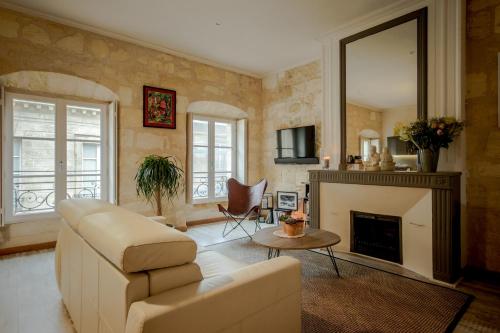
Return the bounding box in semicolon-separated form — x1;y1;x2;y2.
135;154;184;217
396;117;464;172
322;156;330;169
363;145;381;171
379;147;396;171
143;85;176;129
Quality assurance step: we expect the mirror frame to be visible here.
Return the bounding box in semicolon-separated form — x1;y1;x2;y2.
339;7;427;170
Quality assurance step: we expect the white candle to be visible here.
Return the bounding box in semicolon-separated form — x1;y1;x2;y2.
323;156;330;169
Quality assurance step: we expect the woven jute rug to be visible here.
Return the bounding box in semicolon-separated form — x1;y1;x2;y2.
207;238;472;333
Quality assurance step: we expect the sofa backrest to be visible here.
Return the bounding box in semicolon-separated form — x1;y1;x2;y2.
58;199;198;273
78;210;197;273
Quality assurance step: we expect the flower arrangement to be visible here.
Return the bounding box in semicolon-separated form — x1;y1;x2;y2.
395;117;464;152
394;117;464;172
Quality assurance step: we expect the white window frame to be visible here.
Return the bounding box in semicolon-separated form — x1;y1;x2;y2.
2;92;110;223
190;115;237;204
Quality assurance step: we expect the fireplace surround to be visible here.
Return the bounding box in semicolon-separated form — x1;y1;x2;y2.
308;170;462;283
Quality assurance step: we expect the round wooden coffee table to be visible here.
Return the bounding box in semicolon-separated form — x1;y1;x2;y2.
252;226;342;277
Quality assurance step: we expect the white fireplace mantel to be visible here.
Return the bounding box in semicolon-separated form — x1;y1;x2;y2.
308;170;462;283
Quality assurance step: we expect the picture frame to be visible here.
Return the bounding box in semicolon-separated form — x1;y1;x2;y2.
276;191;298;211
261;193;273;209
143;85;176;129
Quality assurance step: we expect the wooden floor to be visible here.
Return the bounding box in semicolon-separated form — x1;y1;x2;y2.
0;221;498;333
187;220;274;247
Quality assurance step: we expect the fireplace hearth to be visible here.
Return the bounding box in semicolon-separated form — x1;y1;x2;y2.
350;211;402;264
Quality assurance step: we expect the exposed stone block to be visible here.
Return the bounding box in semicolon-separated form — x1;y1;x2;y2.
22;24;51;45
56;33;84;53
89;39;110;59
467;72;488;98
0;18;19;38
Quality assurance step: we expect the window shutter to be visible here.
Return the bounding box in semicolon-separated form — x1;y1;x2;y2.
236;118;247;184
107;100;118;204
186;112;193;204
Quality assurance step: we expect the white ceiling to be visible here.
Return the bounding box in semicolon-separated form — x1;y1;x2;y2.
2;0;398;77
346;19;417;110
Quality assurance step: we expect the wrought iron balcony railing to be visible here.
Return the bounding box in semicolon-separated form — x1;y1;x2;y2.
192;172;230;199
13;170;101;214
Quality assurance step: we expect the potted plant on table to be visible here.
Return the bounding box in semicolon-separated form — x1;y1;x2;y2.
279;214;305;237
135;155;184;224
396;117;464;172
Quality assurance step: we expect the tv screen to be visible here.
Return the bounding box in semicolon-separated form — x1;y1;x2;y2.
276;125;316;159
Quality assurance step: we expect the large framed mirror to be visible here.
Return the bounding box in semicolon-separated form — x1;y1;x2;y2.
340;8;427;171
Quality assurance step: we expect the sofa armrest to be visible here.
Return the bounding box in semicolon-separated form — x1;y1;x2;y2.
125;256;301;333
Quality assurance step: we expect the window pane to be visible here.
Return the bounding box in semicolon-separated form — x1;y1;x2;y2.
83;159;97;171
193;120;208;146
67;106;102;200
215;147;232;172
192;172;209;199
215;172;231;197
67;105;101;141
12;99;56;215
13;140;55;214
193;146;208;172
13;139;21;172
215;122;232;147
13;99;56;139
83;143;98;159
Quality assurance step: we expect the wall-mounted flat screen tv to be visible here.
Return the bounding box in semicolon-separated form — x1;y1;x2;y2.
275;125;318;164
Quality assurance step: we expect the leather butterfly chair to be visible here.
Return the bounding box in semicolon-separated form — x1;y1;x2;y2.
218;178;268;238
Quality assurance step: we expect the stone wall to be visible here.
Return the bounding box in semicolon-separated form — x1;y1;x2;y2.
0;7;262;230
261;61;322;198
346;103;383;156
466;0;500;273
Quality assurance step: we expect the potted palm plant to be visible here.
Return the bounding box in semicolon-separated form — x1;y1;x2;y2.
135;155;184;218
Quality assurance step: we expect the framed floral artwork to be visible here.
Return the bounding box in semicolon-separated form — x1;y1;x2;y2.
143;85;176;129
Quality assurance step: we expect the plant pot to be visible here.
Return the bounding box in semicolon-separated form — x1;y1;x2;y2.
417;148;440;172
283;221;305;236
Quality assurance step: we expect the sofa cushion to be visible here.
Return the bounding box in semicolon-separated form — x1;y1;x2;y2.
148;263;203;296
196;250;246;278
78;210;197;273
57;199;117;229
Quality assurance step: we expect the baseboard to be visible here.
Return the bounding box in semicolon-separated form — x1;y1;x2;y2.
0;241;57;256
463;265;500;285
186;216;226;227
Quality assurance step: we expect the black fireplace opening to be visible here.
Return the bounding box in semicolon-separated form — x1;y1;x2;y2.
350;211;402;264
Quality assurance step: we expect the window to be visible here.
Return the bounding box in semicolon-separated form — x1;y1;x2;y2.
3;92;116;222
191;116;237;202
360;137;380;161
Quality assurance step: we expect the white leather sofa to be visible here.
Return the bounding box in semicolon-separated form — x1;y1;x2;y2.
55;199;301;333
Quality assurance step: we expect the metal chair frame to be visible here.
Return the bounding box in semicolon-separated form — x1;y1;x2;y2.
220;206;262;238
218;178;267;239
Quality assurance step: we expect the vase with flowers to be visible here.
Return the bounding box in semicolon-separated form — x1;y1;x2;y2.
395;117;464;172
